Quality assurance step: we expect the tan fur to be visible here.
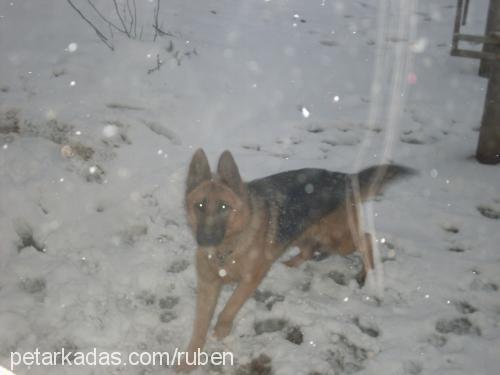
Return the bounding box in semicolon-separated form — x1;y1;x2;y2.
177;150;405;371
179;191;278;371
284;178;374;281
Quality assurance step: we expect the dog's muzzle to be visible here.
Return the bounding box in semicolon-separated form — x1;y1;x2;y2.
196;226;225;247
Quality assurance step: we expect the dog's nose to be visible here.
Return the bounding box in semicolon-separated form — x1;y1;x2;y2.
196;227;224;246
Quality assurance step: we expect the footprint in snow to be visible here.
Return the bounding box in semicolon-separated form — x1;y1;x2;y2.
167;259;190;273
328;270;348;286
276;136;301;145
470;278;498;292
322;135;360;147
353;317;380;338
253;318;303;345
448;246;466;253
435;317;481;336
53;340;79;363
320;39;339;47
304;123;325;134
159;296;179;309
254;318;287;335
400;129;439;145
118;224;148;246
13;219;45;253
101;120;132;147
285;326;303;345
241;143;261;151
253;289;284;311
454;301;477;314
427;333;447;348
0;108;20;133
234;354;272;375
142;120;181;145
326;333;369;374
160;310;177;323
269;152;291;159
20;277;46;295
136;290;156;306
403;360;423;375
95;202;105;213
136;292;179;323
441;224;459;234
106;102;145;111
477;205;500;220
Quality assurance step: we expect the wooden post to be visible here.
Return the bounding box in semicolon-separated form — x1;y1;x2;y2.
476;1;500;164
476;59;500;164
478;0;499;77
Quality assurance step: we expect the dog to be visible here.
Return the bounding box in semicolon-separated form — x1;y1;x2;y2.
179;148;415;370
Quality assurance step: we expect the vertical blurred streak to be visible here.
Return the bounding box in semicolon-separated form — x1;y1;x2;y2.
352;0;416;297
350;0;389;298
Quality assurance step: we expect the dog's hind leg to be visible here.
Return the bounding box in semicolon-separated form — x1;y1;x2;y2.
343;191;374;286
354;232;375;286
283;239;320;267
335;231;374;286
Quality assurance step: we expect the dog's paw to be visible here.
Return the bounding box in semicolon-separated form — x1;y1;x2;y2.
213;320;233;340
175;361;196;373
283;257;303;267
175;349;199;373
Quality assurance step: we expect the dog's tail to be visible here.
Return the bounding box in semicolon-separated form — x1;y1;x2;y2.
352;164;417;201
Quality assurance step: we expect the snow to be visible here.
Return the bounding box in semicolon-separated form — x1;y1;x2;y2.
1;0;500;374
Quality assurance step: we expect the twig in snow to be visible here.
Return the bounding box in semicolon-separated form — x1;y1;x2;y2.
147;54;163;74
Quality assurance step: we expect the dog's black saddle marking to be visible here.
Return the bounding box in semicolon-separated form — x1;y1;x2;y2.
249;169;350;245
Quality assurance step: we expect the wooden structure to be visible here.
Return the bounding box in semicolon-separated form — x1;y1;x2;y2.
451;0;500;164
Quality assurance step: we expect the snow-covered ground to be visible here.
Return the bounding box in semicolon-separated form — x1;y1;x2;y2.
1;0;499;374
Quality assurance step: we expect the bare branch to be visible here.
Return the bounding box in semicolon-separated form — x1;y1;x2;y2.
68;0;163;45
133;0;137;38
126;0;134;36
66;0;114;50
153;0;160;41
108;22;114;40
112;0;130;37
87;0;126;34
153;24;174;38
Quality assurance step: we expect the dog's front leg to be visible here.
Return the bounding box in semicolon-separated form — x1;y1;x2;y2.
213;270;267;340
179;265;221;372
187;278;221;351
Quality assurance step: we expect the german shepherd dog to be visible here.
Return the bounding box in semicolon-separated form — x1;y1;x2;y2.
180;148;414;370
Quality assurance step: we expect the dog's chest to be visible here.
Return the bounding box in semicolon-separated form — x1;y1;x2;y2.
200;247;241;282
203;244;263;283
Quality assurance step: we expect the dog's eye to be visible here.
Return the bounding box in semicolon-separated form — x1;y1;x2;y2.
196;201;206;211
219;202;231;211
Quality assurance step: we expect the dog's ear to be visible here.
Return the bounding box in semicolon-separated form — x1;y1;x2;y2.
186;148;211;193
217;150;243;193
